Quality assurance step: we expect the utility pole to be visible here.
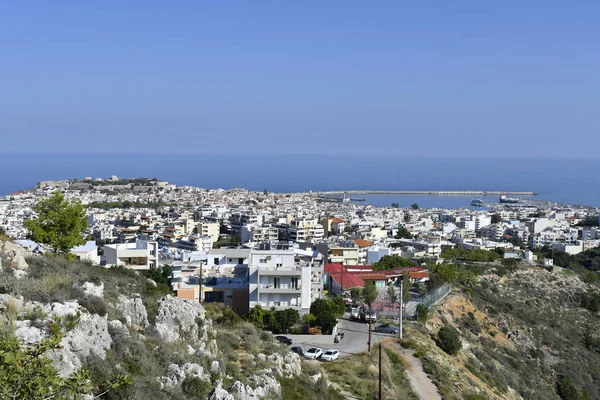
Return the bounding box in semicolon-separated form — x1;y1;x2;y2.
399;280;403;339
368;311;372;352
379;342;382;400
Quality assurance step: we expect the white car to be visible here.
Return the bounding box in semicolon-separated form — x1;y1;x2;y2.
320;349;339;362
304;347;323;360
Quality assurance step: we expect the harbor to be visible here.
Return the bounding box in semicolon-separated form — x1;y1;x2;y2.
315;190;538;196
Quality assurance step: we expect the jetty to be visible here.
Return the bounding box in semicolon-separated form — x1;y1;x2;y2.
315;190;537;196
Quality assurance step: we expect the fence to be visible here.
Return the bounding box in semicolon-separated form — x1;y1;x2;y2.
374;283;452;320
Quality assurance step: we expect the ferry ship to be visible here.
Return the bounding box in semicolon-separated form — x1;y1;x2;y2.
471;199;484;207
499;195;520;204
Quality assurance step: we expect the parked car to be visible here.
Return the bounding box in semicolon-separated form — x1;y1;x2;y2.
304;347;323;360
360;308;377;323
320;349;340;362
374;324;399;334
350;307;360;320
275;336;292;345
290;346;304;356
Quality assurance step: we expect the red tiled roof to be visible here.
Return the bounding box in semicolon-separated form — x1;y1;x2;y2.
329;272;365;290
353;239;372;248
331;218;345;223
324;263;345;274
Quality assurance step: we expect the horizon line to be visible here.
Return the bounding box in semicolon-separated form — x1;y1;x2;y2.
0;151;597;161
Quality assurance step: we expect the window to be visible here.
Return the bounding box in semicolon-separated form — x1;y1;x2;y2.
273;278;280;289
214;257;219;266
291;278;299;289
276;263;282;268
260;258;267;263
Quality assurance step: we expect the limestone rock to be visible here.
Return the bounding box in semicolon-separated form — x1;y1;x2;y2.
309;372;322;384
153;295;217;357
211;360;220;374
13;269;27;279
116;294;149;330
14;320;44;344
108;319;131;340
78;281;104;298
157;363;210;389
0;241;29;270
267;352;301;377
46;305;112;377
209;381;235;400
0;294;23;314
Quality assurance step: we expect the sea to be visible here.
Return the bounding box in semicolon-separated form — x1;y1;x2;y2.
0;153;598;209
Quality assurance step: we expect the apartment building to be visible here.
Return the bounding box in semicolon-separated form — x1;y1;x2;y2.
103;239;158;270
241;224;279;244
530;227;578;248
249;243;312;313
287;218;324;242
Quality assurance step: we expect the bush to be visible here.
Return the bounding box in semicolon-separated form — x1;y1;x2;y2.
437;324;462;355
557;376;590;400
181;377;212;398
79;295;108;316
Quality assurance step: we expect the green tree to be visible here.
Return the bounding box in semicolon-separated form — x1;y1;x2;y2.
302;313;316;329
361;282;378;351
0;334;130;399
273;308;300;333
24;191;87;254
372;255;414;271
386;285;398;304
437;324;462;355
245;304;267;330
310;298;342;334
350;287;362;304
401;272;412;304
416;304;429;324
411;203;419;210
391;203;399;208
395;226;413;239
491;213;502;224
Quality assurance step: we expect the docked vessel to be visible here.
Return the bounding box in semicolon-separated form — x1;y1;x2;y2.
471;199;484;207
499;195;520;204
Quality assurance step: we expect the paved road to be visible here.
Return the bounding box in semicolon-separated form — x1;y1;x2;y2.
285;312;399;357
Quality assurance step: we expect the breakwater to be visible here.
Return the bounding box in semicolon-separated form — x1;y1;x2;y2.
315;190;537;196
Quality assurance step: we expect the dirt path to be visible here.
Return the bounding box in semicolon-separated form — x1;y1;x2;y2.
382;339;442;400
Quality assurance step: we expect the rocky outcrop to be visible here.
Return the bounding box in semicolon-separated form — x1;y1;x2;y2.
116;294;149;330
209;381;235;400
267;352;301;377
46;303;112;377
14;320;44;344
228;374;281;399
0;240;29;270
157;362;211;390
153;295;217;357
78;281;104;298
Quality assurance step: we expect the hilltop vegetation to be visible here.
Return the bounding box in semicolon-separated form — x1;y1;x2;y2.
400;260;600;400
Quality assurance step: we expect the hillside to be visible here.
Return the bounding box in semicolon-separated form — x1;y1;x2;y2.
401;264;600;400
0;243;345;400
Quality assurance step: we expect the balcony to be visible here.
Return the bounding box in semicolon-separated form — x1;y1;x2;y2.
258;284;302;294
258;266;302;276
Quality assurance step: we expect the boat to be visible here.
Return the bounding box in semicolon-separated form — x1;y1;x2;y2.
499;195;520;204
471;199;484;207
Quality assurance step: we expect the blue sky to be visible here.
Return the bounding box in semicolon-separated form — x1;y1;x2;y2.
1;1;599;157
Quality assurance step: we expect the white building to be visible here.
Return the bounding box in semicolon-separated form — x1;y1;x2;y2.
241;224;279;244
249;244;312;313
103;239;158;270
70;241;101;264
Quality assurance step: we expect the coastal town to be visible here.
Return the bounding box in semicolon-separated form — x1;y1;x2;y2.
2;176;599;318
